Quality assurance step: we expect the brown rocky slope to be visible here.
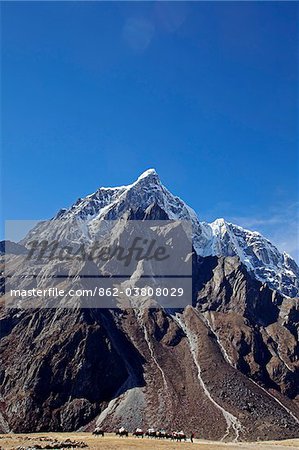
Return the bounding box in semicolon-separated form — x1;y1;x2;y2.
0;253;298;441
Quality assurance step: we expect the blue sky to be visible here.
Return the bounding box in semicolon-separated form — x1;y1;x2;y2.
1;2;298;261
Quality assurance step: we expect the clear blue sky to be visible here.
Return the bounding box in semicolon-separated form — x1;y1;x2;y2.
1;2;298;261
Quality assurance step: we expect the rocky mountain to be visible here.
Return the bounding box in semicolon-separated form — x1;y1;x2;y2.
23;169;299;298
0;240;27;256
0;169;298;440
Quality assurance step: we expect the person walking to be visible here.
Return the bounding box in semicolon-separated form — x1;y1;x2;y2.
190;432;195;443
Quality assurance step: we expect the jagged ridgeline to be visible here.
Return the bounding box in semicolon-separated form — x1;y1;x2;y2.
0;169;298;440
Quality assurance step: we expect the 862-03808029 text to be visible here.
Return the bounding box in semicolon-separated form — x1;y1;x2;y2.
9;286;185;298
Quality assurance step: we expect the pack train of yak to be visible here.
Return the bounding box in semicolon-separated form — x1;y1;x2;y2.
93;426;189;441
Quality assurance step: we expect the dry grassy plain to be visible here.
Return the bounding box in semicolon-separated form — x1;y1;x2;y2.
0;433;298;450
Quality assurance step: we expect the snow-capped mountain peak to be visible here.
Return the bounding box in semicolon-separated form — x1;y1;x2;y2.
209;218;299;297
35;170;299;297
136;167;159;181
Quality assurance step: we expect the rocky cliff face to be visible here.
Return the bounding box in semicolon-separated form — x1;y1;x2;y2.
1;254;298;440
0;170;298;440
